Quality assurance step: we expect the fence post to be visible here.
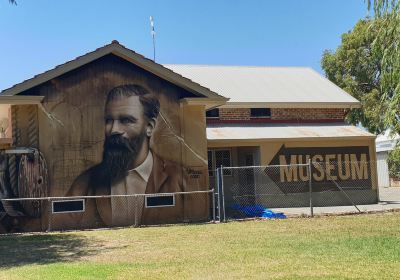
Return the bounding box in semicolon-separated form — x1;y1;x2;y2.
212;188;216;223
216;167;222;222
216;167;226;222
220;165;226;222
134;194;141;227
47;197;51;232
308;159;313;217
134;195;137;227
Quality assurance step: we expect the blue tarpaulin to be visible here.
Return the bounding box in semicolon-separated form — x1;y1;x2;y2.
232;204;286;219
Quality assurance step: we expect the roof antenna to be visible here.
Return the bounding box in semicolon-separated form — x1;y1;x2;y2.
150;16;156;62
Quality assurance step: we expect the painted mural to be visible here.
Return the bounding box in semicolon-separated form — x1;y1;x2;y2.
66;84;195;227
0;54;209;233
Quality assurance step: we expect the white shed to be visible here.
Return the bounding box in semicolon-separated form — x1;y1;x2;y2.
376;131;399;188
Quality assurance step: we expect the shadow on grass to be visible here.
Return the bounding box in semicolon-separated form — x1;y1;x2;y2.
0;233;103;268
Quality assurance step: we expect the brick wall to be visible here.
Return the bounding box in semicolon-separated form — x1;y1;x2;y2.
271;108;345;120
219;108;250;120
209;108;345;122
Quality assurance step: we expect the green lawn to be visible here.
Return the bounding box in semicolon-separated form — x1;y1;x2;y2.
1;212;400;279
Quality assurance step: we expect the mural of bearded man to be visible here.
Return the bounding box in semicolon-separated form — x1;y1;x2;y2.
68;84;186;227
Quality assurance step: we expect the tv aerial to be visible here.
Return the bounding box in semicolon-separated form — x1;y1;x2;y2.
150;16;156;61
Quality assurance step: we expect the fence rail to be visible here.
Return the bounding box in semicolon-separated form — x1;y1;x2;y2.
0;190;214;201
0;190;215;233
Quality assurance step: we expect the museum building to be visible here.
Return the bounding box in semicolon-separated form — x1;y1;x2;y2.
166;64;377;208
0;41;377;232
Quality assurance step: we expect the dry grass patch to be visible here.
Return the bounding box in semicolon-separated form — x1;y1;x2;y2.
0;213;399;279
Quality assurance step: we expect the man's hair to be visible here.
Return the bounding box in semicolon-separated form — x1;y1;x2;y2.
106;84;160;120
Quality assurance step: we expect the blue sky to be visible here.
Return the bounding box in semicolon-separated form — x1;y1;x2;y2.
0;0;369;90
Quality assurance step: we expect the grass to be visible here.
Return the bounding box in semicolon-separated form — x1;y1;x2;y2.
1;212;400;279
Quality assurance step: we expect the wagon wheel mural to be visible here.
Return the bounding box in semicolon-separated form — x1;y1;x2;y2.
18;150;49;218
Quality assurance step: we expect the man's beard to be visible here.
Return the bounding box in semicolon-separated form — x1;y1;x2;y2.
101;133;147;181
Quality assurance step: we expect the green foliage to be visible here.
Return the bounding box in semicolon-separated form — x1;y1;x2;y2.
368;0;400;134
321;18;386;134
388;144;400;178
322;1;400;135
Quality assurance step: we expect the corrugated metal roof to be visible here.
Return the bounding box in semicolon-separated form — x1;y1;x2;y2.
207;124;374;141
164;65;360;107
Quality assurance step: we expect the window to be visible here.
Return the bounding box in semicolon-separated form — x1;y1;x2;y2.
250;108;271;118
208;149;232;176
206;109;219;118
52;199;85;214
145;194;175;208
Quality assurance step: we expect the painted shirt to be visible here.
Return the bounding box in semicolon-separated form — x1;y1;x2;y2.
110;151;153;226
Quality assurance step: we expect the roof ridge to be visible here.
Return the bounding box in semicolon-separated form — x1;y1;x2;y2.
164;64;312;69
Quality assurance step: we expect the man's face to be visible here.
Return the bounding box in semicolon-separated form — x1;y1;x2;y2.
104;95;147;140
102;96;149;181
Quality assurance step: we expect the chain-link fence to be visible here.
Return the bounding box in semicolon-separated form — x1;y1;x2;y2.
0;190;215;233
310;161;375;209
213;161;380;221
2;158;399;232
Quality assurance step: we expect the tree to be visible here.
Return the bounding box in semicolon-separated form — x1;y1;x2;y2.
388;144;400;179
368;0;400;134
321;18;386;134
369;0;400;180
8;0;17;4
322;0;400;135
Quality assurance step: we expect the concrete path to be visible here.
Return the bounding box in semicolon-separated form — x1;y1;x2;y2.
271;187;400;217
